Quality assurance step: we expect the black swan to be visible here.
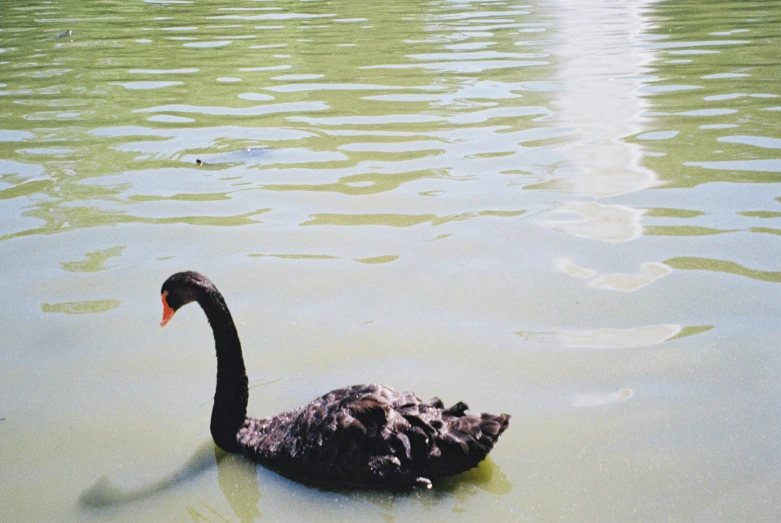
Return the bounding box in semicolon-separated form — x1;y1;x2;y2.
160;271;510;489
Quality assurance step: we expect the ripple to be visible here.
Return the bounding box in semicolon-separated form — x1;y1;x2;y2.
339;140;445;153
238;65;291;72
641;39;750;49
666;49;720;55
24;111;83;121
146;115;194;123
261;170;431;195
299;210;525;227
184;41;232;48
408;51;546;61
115;81;183;90
540;202;644;242
128;68;199;74
238;93;275;101
639;84;702;93
665;257;781;283
702;73;750;79
17;148;72;156
363;94;446;103
636;131;679;140
0;179;54;200
135;101;329;116
210;13;334;21
0;130;34;141
270;74;323;81
353;255;399;264
89;126;313;161
363;60;548;73
301;213;436;228
289;114;443;126
717;135;781;149
248;44;287;49
557;258;672;291
0;159;46;180
678;108;738;116
685;159;781;172
645;226;733;236
265;83;405;93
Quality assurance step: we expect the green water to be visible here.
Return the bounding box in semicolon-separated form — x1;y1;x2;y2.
2;0;781;520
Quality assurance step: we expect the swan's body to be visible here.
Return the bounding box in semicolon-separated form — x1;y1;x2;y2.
160;271;510;488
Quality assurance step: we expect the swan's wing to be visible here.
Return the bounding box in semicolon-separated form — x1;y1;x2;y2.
238;383;509;487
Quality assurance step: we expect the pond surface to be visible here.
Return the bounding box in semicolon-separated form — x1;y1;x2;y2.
2;0;781;520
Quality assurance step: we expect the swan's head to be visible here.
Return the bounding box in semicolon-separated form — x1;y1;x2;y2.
160;271;212;326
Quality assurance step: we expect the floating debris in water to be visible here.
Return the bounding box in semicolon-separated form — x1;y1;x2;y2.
572;388;634;408
194;146;268;166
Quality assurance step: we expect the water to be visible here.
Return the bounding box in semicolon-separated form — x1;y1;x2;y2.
2;0;781;520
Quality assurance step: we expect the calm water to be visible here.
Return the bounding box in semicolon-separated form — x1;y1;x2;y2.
2;0;781;520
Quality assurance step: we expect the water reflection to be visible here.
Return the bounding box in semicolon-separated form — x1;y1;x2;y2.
557;257;672;292
81;445;260;521
572;388;634;408
326;459;512;522
540;202;644;242
517;324;683;349
80;443;509;522
539;0;658;199
214;453;262;523
80;442;219;508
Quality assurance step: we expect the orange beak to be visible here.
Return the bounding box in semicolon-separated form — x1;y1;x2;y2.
160;291;175;326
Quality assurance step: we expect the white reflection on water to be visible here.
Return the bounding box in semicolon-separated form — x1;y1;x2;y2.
557;257;672;292
572;388;634;408
518;324;682;349
539;0;659;200
541;202;645;242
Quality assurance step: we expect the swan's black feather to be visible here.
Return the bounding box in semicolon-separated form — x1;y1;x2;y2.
237;384;509;487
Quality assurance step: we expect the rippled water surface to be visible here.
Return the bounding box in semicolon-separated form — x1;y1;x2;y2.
3;0;781;520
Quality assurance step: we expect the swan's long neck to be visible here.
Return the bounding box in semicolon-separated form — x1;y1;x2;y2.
198;286;249;452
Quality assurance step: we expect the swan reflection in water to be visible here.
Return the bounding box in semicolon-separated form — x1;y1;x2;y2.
80;442;260;521
79;444;510;521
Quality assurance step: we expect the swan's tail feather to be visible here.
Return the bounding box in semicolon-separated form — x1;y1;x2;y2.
423;408;510;478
